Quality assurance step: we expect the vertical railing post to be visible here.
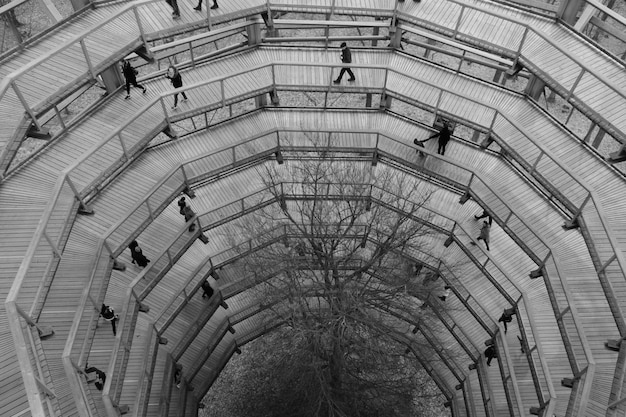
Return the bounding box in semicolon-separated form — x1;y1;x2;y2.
515;26;530;61
65;176;90;211
452;6;465;39
11;81;42;130
133;6;151;54
566;68;585;100
220;79;225;107
79;39;97;80
118;132;129;160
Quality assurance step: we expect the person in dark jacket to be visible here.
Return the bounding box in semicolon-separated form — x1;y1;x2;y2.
166;65;188;109
84;365;106;390
201;280;214;299
166;0;180;18
333;42;355;84
100;304;119;336
498;308;515;334
121;60;146;100
484;345;497;366
425;121;451;155
129;240;150;267
193;0;218;11
178;196;187;214
182;205;196;232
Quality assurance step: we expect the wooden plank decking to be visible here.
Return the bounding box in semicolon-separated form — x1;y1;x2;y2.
55;108;585;415
0;3;625;413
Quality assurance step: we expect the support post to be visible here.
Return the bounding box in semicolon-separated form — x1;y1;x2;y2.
525;75;546;101
100;62;124;95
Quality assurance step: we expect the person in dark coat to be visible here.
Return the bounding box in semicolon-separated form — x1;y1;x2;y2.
121;60;146;100
498;308;515;334
100;304;119;336
84;365;106;390
129;240;150;267
182;205;196;232
166;0;180;18
201;280;214;299
425;121;451;155
178;196;187;214
194;0;218;11
333;42;355;84
484;345;497;366
166;65;188;109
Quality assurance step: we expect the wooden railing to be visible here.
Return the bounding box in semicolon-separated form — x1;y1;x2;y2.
95;141;560;414
1;0;625;178
0;0;72;56
5;60;619;417
574;0;626;61
395;0;626;145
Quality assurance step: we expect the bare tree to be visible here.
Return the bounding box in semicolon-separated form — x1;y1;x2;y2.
220;143;458;416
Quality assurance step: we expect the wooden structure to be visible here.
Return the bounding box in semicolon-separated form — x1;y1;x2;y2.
1;0;626;416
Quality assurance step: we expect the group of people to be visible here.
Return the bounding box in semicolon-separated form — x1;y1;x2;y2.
166;0;218;19
122;61;189;110
178;196;197;231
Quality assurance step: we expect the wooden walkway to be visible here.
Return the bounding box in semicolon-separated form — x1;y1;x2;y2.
0;0;625;175
0;42;616;412
0;2;624;415
39;100;604;417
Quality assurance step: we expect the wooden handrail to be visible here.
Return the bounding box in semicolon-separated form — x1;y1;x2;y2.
150;21;253;52
397;23;514;66
273;19;390;28
96;138;560;394
584;0;626;29
6;47;619;417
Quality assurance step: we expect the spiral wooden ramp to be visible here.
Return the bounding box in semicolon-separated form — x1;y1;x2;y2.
1;0;626;417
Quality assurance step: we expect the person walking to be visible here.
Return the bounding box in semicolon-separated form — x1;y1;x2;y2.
121;60;147;100
477;220;491;251
193;0;218;11
100;304;119;336
484;345;497;366
498;309;514;334
178;196;187;214
201;280;214;299
471;220;491;251
129;240;150;267
182;205;196;232
84;365;106;390
424;121;451;155
333;42;355;84
166;65;188;109
166;0;181;18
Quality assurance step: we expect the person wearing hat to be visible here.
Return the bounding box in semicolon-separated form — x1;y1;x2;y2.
333;42;356;84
